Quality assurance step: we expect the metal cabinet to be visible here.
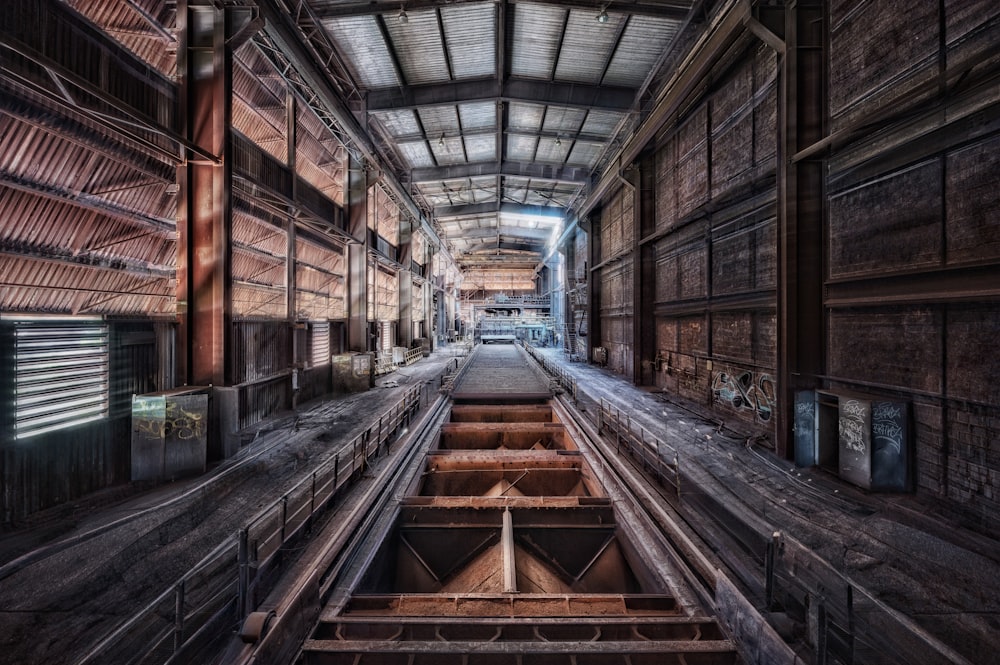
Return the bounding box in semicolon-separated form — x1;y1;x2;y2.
131;387;209;482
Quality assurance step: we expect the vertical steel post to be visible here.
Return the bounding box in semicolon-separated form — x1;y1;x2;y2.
777;0;826;458
237;527;249;618
173;580;186;652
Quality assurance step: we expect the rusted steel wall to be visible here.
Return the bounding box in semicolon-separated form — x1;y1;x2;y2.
646;42;778;427
825;0;1000;531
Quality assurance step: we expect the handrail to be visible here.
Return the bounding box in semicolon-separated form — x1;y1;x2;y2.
79;384;427;665
520;341;578;404
596;397;681;501
590;397;972;665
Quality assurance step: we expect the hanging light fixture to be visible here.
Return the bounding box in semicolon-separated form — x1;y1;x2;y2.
438;134;445;147
555;136;562;146
596;6;609;23
398;6;408;23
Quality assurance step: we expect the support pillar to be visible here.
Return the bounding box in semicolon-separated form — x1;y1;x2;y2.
587;212;602;365
398;270;414;348
176;0;234;388
346;153;369;352
632;155;656;386
777;0;826;457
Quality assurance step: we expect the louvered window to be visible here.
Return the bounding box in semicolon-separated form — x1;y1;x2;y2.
14;322;110;439
309;322;330;368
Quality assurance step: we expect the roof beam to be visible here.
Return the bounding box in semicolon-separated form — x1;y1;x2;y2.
434;202;565;220
412;160;590;183
255;0;444;249
313;0;692;20
441;228;553;243
367;78;636;112
462;240;544;253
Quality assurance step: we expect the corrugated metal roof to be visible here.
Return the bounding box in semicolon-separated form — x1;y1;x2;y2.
459;102;497;130
383;8;451;86
397;141;435;168
580;110;627;135
554;8;625;84
418;106;461;134
507;134;538;162
568;142;605;169
464;134;497;163
508;103;545;132
372;110;422;138
441;4;496;79
542;107;587;134
306;0;693;273
432;136;469;165
511;3;565;80
604;16;681;87
322;16;400;88
534;137;570;164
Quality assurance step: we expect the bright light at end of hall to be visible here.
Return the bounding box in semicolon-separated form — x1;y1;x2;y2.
547;219;565;251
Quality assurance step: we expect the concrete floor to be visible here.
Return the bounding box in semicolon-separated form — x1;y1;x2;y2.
0;348;463;665
536;347;1000;664
1;342;997;665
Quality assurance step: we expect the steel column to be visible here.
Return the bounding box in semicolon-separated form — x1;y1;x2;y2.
176;1;234;387
777;0;826;458
398;270;414;348
286;91;298;323
346;152;369;352
635;154;657;386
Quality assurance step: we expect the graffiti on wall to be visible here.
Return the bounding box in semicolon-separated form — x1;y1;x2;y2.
838;399;868;454
133;397;206;441
712;369;775;422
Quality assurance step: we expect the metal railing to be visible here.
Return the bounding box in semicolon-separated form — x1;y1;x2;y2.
374;353;396;375
592;399;972;665
521;342;578;404
596;398;681;501
80;384;426;665
403;346;423;365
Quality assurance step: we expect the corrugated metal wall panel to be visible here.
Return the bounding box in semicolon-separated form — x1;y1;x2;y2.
0;1;176;126
295;104;347;206
233;321;290;385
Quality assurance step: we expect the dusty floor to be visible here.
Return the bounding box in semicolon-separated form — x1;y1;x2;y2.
0;348;462;665
1;343;997;665
539;347;1000;664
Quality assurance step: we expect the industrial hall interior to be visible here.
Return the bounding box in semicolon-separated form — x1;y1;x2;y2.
0;0;998;664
